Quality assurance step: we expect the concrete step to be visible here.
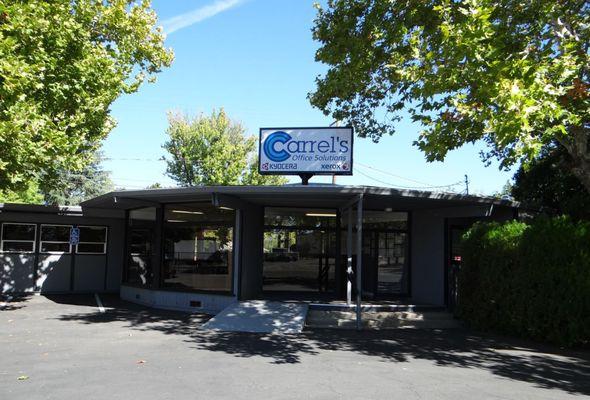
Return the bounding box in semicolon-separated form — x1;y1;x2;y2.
305;309;462;330
309;303;446;313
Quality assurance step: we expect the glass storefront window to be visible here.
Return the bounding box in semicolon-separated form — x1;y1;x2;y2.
126;207;156;286
341;210;408;231
76;226;108;254
340;210;410;297
265;208;337;229
0;223;36;253
162;203;234;292
40;225;72;254
263;208;337;293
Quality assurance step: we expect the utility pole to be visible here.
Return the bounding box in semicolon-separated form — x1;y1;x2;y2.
464;174;469;195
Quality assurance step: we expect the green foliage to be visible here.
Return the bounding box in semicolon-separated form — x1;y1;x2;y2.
41;152;114;205
458;217;590;346
511;143;590;220
310;1;590;191
0;0;173;193
0;180;43;204
241;156;287;186
163;110;287;186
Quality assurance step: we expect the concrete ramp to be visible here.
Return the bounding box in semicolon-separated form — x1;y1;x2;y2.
201;300;308;334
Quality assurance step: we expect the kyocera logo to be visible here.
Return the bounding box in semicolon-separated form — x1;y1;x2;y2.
262;131;350;162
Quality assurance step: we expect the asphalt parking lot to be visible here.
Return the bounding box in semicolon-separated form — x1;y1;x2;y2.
1;294;589;400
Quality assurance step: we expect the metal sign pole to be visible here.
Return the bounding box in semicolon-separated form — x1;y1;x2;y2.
355;194;363;331
299;173;313;185
346;207;353;305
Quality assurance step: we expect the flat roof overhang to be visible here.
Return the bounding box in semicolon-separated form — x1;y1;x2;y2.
80;184;519;213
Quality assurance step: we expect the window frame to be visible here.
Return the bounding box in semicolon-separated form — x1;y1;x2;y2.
75;225;108;255
39;224;73;255
0;222;37;253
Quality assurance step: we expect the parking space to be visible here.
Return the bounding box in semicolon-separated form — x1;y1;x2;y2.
1;295;589;400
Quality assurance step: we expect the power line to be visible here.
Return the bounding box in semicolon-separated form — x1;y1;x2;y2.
355;167;462;191
356;161;441;187
357;170;461;190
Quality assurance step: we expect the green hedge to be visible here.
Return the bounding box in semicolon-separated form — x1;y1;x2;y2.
457;217;590;346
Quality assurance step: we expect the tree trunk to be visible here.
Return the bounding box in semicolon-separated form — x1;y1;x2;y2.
558;126;590;194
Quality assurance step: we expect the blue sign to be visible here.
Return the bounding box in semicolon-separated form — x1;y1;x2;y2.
69;227;80;246
259;127;353;175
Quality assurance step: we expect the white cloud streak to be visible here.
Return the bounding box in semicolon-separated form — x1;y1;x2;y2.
161;0;245;35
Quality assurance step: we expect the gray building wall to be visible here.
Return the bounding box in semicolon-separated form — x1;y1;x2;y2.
239;205;264;300
411;210;445;306
1;254;35;294
410;204;515;306
120;285;235;314
0;207;124;294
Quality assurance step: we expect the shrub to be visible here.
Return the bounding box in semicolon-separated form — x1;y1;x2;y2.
457;217;590;347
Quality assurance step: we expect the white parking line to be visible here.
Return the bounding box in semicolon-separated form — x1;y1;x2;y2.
94;293;106;313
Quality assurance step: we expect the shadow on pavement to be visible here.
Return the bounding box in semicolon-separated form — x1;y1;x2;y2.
55;296;211;336
53;298;590;396
0;294;34;311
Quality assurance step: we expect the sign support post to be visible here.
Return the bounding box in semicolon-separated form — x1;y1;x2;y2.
299;173;313;185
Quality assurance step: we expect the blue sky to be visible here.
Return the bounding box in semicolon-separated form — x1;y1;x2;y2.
102;0;516;194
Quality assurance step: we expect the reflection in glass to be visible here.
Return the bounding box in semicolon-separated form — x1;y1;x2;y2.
263;208;336;293
340;210;410;297
40;225;71;254
0;223;36;252
126;207;156;286
162;203;234;292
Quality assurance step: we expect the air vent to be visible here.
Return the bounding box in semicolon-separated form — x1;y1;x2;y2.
189;300;202;308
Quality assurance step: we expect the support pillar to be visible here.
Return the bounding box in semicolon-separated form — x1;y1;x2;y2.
346;207;353;305
355;194;364;331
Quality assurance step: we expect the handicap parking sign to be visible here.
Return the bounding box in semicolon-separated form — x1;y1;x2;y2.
69;227;80;246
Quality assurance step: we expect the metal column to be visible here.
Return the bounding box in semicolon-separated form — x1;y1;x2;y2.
355;194;363;331
346;208;353;305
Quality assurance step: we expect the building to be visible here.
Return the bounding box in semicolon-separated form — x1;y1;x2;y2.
0;185;518;313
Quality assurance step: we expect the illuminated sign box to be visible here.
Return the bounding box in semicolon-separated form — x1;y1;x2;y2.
259;127;354;175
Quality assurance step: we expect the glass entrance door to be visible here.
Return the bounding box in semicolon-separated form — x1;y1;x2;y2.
374;231;408;296
262;207;337;295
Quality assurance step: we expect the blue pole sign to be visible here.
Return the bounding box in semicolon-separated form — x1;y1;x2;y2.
69;226;80;246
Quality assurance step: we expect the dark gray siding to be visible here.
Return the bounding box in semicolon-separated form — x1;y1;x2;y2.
0;208;124;294
239;205;264;299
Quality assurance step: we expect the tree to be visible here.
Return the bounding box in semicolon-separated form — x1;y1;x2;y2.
310;1;590;192
0;181;43;204
163;110;287;186
41;152;114;205
511;143;590;220
241;156;287;186
0;0;173;194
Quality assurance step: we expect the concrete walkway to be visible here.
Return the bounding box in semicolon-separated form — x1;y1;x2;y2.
200;300;308;334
